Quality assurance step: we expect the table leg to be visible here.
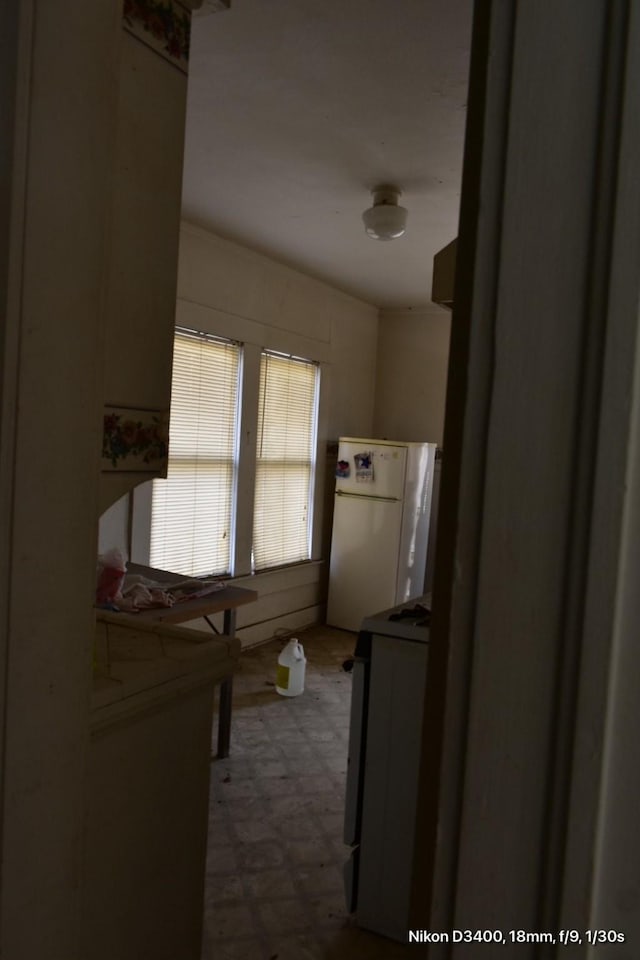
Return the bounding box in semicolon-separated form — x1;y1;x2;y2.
217;608;237;759
217;676;233;759
223;608;236;636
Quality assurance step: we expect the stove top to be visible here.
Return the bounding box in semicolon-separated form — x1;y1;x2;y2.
360;594;431;643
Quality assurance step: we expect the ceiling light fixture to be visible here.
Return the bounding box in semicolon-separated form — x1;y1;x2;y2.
362;185;408;241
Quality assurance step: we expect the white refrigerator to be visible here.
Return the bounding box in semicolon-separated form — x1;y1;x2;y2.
326;437;436;631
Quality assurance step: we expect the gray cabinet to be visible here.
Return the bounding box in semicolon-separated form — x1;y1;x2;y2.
85;614;240;960
99;2;203;511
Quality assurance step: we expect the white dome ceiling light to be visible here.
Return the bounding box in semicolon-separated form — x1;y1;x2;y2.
362;185;408;241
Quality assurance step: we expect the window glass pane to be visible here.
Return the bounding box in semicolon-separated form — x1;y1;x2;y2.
253;352;319;570
150;329;240;577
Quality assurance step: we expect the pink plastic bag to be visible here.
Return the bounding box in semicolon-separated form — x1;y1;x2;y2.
96;548;127;604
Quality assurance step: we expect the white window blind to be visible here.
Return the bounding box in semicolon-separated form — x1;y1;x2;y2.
253;351;319;571
150;329;241;577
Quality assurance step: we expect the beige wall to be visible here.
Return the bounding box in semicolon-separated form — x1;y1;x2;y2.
373;307;451;446
100;225;456;643
175;221;378;440
115;221;379;643
98;494;128;556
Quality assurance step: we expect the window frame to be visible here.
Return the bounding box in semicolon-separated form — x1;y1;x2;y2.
130;333;327;582
251;348;321;573
148;326;243;578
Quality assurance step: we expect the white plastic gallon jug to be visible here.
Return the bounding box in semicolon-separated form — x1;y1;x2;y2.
276;639;306;697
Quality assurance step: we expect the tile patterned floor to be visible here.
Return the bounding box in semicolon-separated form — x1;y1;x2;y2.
202;626;428;960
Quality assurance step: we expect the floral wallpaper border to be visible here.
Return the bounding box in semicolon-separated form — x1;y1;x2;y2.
122;0;192;74
102;405;169;472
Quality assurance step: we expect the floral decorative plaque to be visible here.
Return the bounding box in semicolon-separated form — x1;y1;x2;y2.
102;406;169;472
122;0;192;74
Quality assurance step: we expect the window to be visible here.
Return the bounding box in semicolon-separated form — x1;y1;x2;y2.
252;350;319;570
150;329;241;577
146;333;320;579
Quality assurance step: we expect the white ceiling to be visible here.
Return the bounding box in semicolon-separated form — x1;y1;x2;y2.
182;0;473;309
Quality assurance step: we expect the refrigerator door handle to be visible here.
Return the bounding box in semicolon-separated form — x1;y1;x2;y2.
336;491;400;503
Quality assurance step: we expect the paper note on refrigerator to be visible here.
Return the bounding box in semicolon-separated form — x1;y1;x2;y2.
354;451;374;483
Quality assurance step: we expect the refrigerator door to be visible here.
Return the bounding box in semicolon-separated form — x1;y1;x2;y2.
327;493;403;631
335;439;407;500
396;443;436;602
